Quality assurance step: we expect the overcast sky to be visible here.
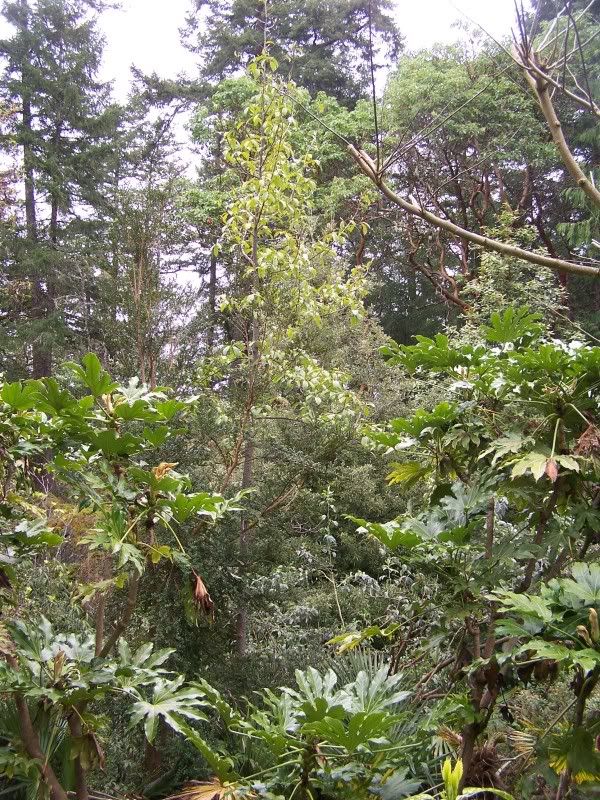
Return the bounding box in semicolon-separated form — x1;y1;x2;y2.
99;0;524;99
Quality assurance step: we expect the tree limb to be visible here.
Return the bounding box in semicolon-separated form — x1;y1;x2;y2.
519;53;600;209
97;571;140;658
348;145;600;278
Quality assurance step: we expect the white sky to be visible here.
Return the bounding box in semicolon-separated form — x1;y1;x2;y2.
99;0;524;99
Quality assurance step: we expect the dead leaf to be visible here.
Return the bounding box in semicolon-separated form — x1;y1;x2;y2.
0;567;11;590
167;779;249;800
192;573;215;619
575;424;600;456
53;650;66;682
152;462;178;480
545;458;558;483
0;621;14;657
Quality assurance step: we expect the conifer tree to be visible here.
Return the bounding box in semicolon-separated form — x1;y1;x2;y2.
184;0;401;104
0;0;116;377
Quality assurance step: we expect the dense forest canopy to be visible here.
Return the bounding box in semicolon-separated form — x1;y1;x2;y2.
0;1;599;800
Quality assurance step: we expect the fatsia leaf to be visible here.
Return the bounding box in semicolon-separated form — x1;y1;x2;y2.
349;666;410;713
372;771;422;800
326;624;400;653
559;562;600;605
155;399;191;420
303;710;395;751
511;451;551;481
555;454;580;473
1;381;40;410
89;430;141;457
481;432;527;465
129;677;208;743
482;306;542;344
490;591;553;622
67;354;117;397
386;462;429;487
112;399;157;422
517;641;600;672
548;726;600;783
35;379;76;414
348;517;422;550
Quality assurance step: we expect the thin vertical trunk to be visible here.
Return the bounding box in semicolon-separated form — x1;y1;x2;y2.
236;436;254;655
68;715;90;800
207;246;217;352
21;48;51;377
235;224;261;656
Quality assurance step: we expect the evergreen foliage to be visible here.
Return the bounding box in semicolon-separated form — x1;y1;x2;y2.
1;2;600;799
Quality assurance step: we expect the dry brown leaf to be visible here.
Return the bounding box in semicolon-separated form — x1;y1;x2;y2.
193;573;215;619
152;462;178;480
167;779;249;800
544;458;558;482
436;725;462;748
575;424;600;456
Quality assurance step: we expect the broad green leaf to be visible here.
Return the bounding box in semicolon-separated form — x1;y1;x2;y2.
511;451;551;481
386;462;430;487
67;353;117;397
517;641;600;672
548;726;600;783
349;516;422;550
491;591;553;622
559;562;600;605
1;381;40;410
483;306;542;344
35;378;76;414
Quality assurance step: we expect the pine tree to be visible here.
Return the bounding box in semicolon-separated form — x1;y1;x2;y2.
0;0;116;377
184;0;402;104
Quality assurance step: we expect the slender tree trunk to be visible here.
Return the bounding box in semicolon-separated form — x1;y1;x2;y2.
68;714;90;800
235;219;261;655
207;246;217;352
21;58;51;377
236;430;255;656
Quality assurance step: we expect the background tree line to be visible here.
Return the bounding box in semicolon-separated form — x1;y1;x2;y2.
0;1;600;799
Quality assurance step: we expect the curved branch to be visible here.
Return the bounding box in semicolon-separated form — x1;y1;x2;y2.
97;571;140;658
520;56;600;210
521;53;600;117
348;145;600;279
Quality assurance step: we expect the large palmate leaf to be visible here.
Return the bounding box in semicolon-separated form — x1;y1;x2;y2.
548;726;600;784
349;517;422;550
327;624;400;654
129;677;208;743
67;353;118;397
0;381;40;411
559;562;600;606
347;666;411;714
483;307;543;344
286;667;347;722
303;710;395;751
490;590;554;623
516;641;600;672
115;641;174;688
386;462;430;487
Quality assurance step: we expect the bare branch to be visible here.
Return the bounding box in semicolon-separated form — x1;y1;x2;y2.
518;49;600;209
349;145;600;278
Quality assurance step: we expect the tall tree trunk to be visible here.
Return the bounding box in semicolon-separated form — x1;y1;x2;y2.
236;435;254;656
21;57;51;377
207;246;217;352
235;223;261;656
